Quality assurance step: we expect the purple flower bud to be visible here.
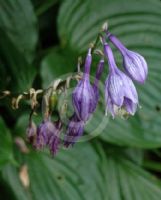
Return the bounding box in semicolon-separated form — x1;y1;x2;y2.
49;121;62;155
91;59;104;112
64;114;84;148
108;34;148;84
26;121;37;144
35;119;56;150
72;48;95;122
104;43;138;118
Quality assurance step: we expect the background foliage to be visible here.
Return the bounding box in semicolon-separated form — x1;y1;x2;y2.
0;0;161;199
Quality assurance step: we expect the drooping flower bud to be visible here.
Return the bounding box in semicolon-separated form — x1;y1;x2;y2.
26;121;37;144
64;114;84;147
104;43;138;118
91;59;104;112
35;119;56;150
49;121;62;155
72;48;95;122
108;34;148;84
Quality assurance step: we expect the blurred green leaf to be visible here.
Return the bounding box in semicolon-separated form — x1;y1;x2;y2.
2;142;161;200
40;47;77;88
58;0;161;51
0;118;15;169
2;164;30;200
57;0;161;148
0;59;9;90
0;0;38;62
2;143;107;200
0;29;36;91
105;151;161;200
35;0;58;16
100;113;161;148
143;160;161;172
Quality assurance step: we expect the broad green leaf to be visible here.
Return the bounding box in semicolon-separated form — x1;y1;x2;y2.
57;0;161;148
0;29;36;91
0;0;38;62
1;164;29;200
0;118;15;169
58;0;161;51
3;143;161;200
2;143;107;200
105;152;161;200
40;47;77;88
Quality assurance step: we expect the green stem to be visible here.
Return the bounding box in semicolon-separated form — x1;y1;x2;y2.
91;33;102;54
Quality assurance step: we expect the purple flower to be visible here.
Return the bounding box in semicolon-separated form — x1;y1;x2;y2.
72;48;95;122
35;119;56;150
26;121;37;144
49;121;62;155
104;43;138;118
108;34;148;84
91;59;104;112
64;114;85;147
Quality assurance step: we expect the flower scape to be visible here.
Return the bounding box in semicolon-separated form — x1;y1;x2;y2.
3;23;148;156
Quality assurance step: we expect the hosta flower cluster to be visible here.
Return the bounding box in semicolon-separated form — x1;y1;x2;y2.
27;25;148;155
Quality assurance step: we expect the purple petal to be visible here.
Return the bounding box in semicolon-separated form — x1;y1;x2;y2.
64;114;84;147
105;78;115;118
108;72;124;106
123;98;137;115
108;34;126;53
72;77;95;122
84;48;92;75
35;120;57;150
49;122;62;155
124;51;148;83
117;70;138;103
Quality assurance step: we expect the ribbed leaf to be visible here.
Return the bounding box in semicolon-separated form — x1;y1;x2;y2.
40;47;77;88
2;143;107;200
0;30;36;91
0;118;15;169
0;0;38;62
105;152;161;200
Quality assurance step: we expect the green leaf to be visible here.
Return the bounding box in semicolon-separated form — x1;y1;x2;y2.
58;0;161;51
0;30;36;91
0;118;15;169
0;0;38;62
35;0;59;16
105;152;161;200
2;143;107;200
40;47;77;88
2;164;30;200
58;0;161;148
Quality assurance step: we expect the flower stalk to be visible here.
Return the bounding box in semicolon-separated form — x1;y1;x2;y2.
0;22;148;156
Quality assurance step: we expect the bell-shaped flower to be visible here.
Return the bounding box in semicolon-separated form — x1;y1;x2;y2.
108;34;148;84
72;48;95;122
91;59;104;112
64;114;84;147
104;43;138;118
48;121;62;155
35;119;56;150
